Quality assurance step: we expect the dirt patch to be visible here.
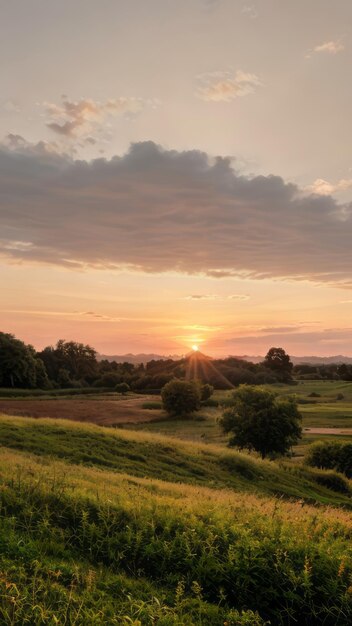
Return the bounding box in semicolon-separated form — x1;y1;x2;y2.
304;427;352;435
0;396;164;426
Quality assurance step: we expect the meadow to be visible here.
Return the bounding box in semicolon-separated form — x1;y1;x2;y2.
0;381;352;623
0;416;352;624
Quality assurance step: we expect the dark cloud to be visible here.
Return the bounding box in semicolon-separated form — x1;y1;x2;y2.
0;140;351;286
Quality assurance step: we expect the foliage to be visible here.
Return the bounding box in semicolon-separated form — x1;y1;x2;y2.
200;383;214;401
0;332;49;389
221;385;302;458
306;441;352;478
38;339;98;386
115;382;130;394
263;347;293;382
161;379;201;417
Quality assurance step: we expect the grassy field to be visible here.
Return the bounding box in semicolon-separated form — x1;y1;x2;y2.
0;415;352;624
131;381;352;456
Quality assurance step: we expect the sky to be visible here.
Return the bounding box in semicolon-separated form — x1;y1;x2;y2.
1;0;352;357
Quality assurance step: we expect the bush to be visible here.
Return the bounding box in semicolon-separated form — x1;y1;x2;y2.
308;392;321;398
200;383;214;401
115;382;130;395
336;393;345;400
161;379;201;417
306;441;352;478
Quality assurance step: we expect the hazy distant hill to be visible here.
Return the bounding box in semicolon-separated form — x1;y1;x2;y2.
237;355;352;365
98;353;181;364
99;353;352;365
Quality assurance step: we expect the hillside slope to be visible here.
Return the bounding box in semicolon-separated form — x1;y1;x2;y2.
0;415;352;624
0;414;351;506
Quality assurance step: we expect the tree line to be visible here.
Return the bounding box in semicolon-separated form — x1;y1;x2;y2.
1;331;351;390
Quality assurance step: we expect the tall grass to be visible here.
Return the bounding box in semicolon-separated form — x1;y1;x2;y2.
0;449;351;624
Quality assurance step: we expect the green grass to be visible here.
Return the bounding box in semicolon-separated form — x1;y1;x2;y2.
131;383;352;456
142;401;163;410
0;441;351;624
0;415;351;506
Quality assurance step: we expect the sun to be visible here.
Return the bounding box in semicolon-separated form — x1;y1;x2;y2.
192;344;199;352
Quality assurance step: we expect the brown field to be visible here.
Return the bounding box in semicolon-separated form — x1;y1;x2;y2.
0;395;163;426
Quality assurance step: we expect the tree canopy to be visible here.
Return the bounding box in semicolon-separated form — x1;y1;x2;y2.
0;332;48;388
161;379;201;417
263;347;293;382
220;385;302;458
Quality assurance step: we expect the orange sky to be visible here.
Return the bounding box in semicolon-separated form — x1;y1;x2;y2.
1;0;352;357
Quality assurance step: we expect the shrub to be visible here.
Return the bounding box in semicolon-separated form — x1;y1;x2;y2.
161;379;201;417
115;382;130;395
200;383;214;401
306;441;352;478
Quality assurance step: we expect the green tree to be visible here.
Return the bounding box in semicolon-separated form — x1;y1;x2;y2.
306;441;352;478
39;340;98;384
161;379;201;417
0;332;40;388
220;385;302;458
115;382;130;394
263;347;293;382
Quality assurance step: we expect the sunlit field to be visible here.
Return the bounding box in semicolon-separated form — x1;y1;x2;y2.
0;415;352;624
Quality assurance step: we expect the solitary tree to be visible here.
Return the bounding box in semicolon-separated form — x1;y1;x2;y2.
161;379;201;417
263;347;293;382
220;385;302;458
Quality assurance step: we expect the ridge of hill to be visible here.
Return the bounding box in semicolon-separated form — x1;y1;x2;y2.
0;414;350;506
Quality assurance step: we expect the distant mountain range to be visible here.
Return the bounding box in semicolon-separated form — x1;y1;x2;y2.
98;353;181;364
99;353;352;365
237;355;352;365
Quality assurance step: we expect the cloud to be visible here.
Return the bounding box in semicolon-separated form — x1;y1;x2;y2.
228;294;250;301
259;325;302;334
44;96;150;138
306;39;345;58
80;311;121;322
308;178;352;196
2;100;21;114
226;328;352;352
242;5;258;19
184;294;218;300
184;293;249;301
313;40;344;55
1;139;352;287
196;70;261;102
